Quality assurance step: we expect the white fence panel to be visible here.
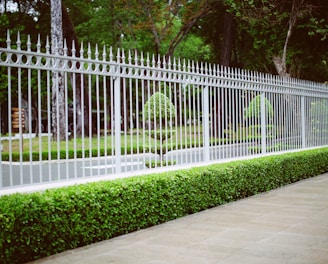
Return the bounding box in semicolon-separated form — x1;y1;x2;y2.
1;31;328;192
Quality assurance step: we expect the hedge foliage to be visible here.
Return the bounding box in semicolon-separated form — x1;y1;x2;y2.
1;148;328;263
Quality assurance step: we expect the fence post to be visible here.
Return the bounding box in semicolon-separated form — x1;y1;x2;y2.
114;51;121;174
203;85;210;162
301;96;306;148
260;92;267;154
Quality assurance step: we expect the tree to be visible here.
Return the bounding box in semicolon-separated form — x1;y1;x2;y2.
143;91;176;158
272;0;312;77
50;0;66;140
71;0;216;60
244;94;274;123
220;10;235;67
223;0;328;80
143;91;176;128
138;0;215;59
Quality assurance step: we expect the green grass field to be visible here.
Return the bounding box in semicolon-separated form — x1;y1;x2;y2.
1;124;277;160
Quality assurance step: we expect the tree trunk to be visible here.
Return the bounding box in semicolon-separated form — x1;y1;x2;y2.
273;0;299;78
51;0;66;140
213;10;236;138
220;11;234;67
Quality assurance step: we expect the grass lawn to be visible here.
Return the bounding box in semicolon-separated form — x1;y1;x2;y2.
1;125;205;154
1;125;271;160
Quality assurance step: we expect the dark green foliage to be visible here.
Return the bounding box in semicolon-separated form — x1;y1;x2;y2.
1;148;328;263
244;95;274;121
143;92;176;125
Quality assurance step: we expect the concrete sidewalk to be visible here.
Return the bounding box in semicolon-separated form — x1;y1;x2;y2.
29;174;328;264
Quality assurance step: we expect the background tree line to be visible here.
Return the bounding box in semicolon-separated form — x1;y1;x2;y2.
1;0;327;81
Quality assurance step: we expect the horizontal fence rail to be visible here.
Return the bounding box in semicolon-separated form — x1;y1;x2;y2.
1;31;328;192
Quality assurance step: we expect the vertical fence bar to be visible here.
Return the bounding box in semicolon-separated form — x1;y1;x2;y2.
317;98;321;146
80;43;86;179
7;56;13;187
87;44;93;176
173;74;179;165
276;79;281;151
129;58;133;158
17;39;24;185
182;64;188;164
95;45;101;176
114;51;121;174
54;55;61;180
210;78;215;160
146;54;152;167
70;43;77;179
261;92;267;154
122;51;127;166
237;87;241;156
64;67;69;181
37;35;42;183
102;46;108;175
232;84;235;157
316;98;320;146
110;74;115;169
46;56;52;182
228;68;232;158
324;98;328;146
203;84;210;162
300;95;305;149
27;35;33;184
225;69;229;158
103;73;108;176
169;79;174;166
178;64;183;164
140;53;146;167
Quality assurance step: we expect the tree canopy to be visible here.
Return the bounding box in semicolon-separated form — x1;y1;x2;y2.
0;0;327;81
219;0;328;80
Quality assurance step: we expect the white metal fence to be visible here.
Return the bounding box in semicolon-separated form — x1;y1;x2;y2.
1;31;328;192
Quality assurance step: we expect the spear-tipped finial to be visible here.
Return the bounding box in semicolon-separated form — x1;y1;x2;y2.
71;40;76;57
80;41;84;58
45;36;50;54
6;29;11;49
37;34;41;53
63;39;68;56
16;31;21;50
27;35;31;52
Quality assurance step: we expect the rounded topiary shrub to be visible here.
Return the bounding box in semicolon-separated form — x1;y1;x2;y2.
244;94;273;122
143;92;176;127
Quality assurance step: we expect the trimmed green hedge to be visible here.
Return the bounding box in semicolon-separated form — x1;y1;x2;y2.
1;148;328;263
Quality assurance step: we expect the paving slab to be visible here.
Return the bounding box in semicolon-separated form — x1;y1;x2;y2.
28;173;328;264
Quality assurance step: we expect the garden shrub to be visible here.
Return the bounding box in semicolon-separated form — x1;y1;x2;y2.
1;147;328;263
142;92;176;127
244;94;273;121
